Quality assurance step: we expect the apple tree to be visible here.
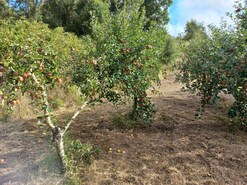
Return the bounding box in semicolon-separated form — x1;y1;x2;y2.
0;19;87;172
177;1;247;127
72;2;167;121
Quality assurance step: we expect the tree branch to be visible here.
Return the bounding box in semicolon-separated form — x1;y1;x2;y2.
31;73;55;129
62;100;88;135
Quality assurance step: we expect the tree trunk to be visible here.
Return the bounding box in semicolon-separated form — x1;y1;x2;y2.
52;127;66;173
53;101;88;173
130;96;138;120
31;73;88;174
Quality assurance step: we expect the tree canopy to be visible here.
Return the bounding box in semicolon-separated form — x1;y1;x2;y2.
5;0;173;36
183;19;207;40
7;0;44;20
41;0;109;36
110;0;173;28
0;0;15;20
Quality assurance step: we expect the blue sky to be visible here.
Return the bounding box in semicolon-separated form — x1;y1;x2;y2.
168;0;244;36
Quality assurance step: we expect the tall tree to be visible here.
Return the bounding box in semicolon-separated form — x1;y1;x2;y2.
109;0;173;27
8;0;44;20
183;19;207;40
41;0;108;36
141;0;173;28
0;0;15;19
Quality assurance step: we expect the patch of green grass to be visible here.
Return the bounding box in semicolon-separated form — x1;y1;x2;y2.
0;105;12;122
64;139;100;184
113;114;142;130
49;98;64;110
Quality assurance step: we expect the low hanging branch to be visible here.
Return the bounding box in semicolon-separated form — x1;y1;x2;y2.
31;73;89;173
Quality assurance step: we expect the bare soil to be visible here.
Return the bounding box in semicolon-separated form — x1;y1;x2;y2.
0;119;64;185
1;74;247;185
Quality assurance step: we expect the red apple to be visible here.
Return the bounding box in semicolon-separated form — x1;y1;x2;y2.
11;100;17;105
23;73;28;79
17;76;24;82
56;78;62;84
47;73;53;78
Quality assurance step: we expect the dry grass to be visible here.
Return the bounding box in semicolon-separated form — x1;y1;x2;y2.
0;84;82;121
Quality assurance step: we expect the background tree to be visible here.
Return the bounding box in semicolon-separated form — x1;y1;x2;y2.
109;0;173;28
6;0;173;36
162;35;178;64
8;0;44;20
41;0;108;36
183;19;207;40
0;0;15;20
141;0;173;28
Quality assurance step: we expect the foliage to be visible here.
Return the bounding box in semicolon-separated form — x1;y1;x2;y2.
7;0;173;36
141;0;173;28
65;139;100;184
162;35;178;65
113;114;142;130
72;2;166;121
183;19;207;41
0;0;16;20
66;139;100;165
0;0;173;175
109;0;173;28
233;0;247;29
0;20;85;115
41;0;109;36
6;0;109;36
49;97;64;110
177;1;247;127
8;0;44;20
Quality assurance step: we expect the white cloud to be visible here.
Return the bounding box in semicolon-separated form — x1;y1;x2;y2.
177;0;236;11
168;0;244;36
168;24;184;37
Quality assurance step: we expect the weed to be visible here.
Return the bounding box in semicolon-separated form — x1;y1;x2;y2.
64;139;100;184
49;98;64;110
113;114;142;130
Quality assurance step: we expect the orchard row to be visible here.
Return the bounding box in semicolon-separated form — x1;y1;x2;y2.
177;3;247;127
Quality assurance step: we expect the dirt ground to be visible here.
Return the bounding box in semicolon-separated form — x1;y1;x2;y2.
0;74;247;185
0;118;64;184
